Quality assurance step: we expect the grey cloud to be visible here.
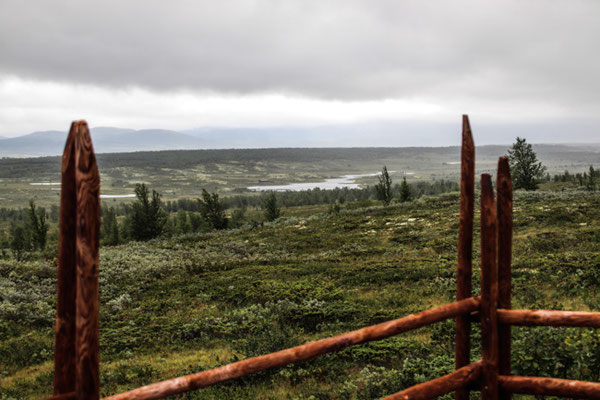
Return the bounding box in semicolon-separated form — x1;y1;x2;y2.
0;0;599;109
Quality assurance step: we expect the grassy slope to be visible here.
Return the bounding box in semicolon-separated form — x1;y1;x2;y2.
1;190;600;399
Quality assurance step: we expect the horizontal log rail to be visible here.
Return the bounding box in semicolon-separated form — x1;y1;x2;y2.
498;375;600;399
103;297;480;400
497;309;600;328
381;361;483;400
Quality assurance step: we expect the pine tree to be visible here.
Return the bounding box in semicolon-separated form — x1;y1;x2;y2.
399;176;413;203
9;222;28;260
189;212;204;232
198;189;228;230
263;193;281;221
507;137;546;191
129;184;167;241
375;166;393;206
586;165;596;191
176;209;191;234
230;207;247;228
101;206;120;245
27;200;47;250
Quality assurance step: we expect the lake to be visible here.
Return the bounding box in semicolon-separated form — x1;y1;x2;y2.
247;172;381;192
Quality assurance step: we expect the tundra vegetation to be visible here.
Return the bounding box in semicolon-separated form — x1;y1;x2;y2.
1;174;600;398
0;145;598;398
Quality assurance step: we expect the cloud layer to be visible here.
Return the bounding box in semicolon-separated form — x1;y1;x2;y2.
1;1;599;139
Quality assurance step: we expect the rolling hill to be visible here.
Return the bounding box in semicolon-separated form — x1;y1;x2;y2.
0;127;205;157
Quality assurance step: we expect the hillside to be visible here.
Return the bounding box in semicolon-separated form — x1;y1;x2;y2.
2;190;600;399
0;145;598;208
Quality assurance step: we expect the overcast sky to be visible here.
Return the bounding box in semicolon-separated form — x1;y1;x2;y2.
1;0;599;143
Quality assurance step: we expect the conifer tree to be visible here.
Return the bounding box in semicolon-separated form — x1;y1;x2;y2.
198;189;228;230
9;222;28;260
399;176;413;203
507;137;546;191
27;200;47;250
176;209;191;233
375;166;393;206
263;193;281;221
586;165;596;191
101;206;120;245
129;184;167;241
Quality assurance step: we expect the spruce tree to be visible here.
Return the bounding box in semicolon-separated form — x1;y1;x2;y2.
507;137;546;191
101;206;120;245
27;200;47;250
198;189;228;230
399;176;413;202
10;222;28;261
263;193;281;221
375;166;393;206
586;165;596;191
176;209;191;234
129;183;167;241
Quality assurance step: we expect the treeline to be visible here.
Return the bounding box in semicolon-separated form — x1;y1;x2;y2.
96;178;457;246
160;179;459;214
552;166;598;190
100;185;283;246
0;200;49;260
0;178;459;256
0;204;59;223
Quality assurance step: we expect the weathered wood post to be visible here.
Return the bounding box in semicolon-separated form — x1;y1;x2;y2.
455;115;475;400
54;121;100;400
480;174;498;400
496;157;513;400
54;123;78;395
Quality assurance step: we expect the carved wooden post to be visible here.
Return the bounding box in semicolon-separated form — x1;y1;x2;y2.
455;115;475;400
54;121;100;400
54;124;78;395
496;157;513;400
480;174;498;400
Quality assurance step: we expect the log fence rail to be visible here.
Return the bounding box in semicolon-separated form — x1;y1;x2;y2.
44;116;600;400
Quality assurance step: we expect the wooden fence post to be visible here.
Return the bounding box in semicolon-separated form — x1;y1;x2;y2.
53;121;100;400
456;115;475;400
74;121;101;400
480;174;498;400
496;157;513;400
54;124;78;395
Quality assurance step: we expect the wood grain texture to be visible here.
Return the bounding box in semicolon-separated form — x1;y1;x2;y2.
455;114;475;400
73;121;101;400
54;123;78;394
480;174;498;400
498;375;600;399
382;361;484;400
496;157;513;400
498;309;600;327
103;297;481;400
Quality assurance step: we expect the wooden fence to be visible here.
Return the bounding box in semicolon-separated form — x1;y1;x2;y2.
44;116;600;400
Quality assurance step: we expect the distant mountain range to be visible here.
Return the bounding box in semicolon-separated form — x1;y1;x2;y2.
0;127;205;157
1;122;459;157
1;121;599;157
